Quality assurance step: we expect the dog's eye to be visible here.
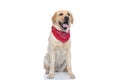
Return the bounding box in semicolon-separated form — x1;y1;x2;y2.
59;13;63;16
68;13;70;16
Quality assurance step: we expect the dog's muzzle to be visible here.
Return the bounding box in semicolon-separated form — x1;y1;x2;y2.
59;16;70;30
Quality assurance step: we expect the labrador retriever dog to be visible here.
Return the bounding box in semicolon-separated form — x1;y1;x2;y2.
44;10;75;79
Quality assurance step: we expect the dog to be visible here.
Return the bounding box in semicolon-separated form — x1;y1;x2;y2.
44;10;75;79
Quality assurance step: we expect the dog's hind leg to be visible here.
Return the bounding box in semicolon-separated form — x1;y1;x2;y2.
44;64;49;74
44;53;50;74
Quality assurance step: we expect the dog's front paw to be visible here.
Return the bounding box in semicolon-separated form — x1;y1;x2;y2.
47;73;54;79
69;73;75;79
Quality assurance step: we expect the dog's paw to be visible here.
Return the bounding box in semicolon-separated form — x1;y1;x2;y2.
69;73;75;79
47;73;54;79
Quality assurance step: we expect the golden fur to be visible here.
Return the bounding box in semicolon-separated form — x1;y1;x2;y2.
44;10;75;79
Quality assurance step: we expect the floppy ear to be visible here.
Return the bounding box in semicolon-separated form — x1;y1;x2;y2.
71;14;74;24
52;12;57;24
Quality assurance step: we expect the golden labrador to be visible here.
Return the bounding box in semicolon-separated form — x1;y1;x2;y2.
44;10;75;79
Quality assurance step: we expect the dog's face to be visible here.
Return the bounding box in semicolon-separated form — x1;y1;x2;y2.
52;10;73;31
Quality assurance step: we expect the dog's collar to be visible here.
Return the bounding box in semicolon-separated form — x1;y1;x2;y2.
52;26;70;43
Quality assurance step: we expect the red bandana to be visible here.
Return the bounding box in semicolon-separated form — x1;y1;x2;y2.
52;26;70;43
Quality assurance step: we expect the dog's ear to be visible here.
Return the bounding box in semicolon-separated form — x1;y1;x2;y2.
52;12;57;24
71;14;74;24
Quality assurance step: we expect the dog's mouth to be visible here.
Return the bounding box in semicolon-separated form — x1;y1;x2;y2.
59;21;70;30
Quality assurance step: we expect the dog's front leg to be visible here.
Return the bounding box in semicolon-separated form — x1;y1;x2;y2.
66;50;75;79
48;47;55;79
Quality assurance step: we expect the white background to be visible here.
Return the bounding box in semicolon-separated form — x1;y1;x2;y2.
0;0;120;80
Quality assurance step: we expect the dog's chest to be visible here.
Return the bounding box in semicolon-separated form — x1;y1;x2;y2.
55;46;66;65
49;33;71;64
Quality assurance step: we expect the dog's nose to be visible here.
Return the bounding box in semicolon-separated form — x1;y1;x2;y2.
64;16;69;21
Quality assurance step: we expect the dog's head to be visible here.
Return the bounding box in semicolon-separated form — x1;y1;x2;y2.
52;10;74;31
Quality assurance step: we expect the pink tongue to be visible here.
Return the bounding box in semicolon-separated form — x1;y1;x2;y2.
62;24;69;28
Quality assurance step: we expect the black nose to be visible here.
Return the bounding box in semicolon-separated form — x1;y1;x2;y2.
64;16;69;21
